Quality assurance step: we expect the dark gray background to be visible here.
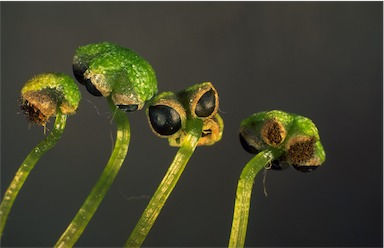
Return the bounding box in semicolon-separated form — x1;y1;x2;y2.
1;2;382;247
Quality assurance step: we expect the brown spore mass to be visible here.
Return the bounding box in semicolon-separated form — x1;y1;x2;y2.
287;137;315;165
262;120;285;146
20;100;49;126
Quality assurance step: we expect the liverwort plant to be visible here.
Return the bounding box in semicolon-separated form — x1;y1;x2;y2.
55;42;158;247
72;42;157;111
228;110;326;247
0;73;81;237
125;82;224;247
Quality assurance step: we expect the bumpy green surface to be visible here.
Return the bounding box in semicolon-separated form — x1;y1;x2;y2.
240;110;325;166
21;73;81;113
74;42;158;109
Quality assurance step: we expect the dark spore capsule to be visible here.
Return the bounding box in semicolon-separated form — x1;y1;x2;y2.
73;63;88;85
85;80;103;97
292;164;319;173
269;160;289;170
149;105;182;136
195;89;216;117
117;104;139;112
239;133;259;154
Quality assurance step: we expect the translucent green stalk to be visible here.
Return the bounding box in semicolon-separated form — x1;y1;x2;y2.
55;97;130;248
1;72;80;238
0;110;67;237
228;149;283;248
230;110;326;247
125;118;203;247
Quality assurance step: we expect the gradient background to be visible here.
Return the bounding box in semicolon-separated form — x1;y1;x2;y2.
1;2;382;247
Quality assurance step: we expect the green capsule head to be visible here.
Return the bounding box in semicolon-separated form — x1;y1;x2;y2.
73;42;158;112
20;72;81;126
146;82;223;147
239;110;325;172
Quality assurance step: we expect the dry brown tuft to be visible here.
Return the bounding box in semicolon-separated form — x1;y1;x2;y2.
287;136;316;165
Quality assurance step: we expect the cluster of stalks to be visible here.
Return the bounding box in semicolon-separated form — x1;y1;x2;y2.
1;42;325;247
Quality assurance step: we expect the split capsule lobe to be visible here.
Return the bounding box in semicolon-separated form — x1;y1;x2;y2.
148;105;182;136
195;89;216;117
147;82;223;147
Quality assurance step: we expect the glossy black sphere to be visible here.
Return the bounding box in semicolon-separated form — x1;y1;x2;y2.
195;89;216;117
149;105;182;136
